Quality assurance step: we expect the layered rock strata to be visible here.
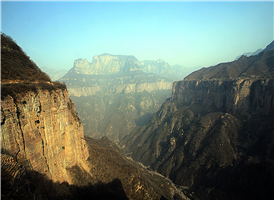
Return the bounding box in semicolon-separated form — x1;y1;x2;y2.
67;81;172;97
1;86;89;184
172;78;274;115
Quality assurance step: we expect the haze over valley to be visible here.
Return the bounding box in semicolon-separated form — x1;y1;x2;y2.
58;54;198;141
1;1;274;200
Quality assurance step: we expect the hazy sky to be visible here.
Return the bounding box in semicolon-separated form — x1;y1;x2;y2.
1;1;273;70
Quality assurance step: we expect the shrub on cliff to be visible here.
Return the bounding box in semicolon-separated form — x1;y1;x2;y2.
1;33;51;82
1;82;67;100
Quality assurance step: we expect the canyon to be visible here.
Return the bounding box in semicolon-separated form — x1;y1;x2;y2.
2;31;274;200
120;44;274;199
1;33;188;200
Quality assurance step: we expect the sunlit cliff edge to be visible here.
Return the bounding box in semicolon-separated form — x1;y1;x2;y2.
1;33;90;184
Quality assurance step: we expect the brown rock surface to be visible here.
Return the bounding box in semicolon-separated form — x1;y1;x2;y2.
1;87;89;184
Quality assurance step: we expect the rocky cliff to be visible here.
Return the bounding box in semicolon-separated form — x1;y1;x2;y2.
1;84;89;183
1;85;189;199
64;73;172;97
69;54;188;80
120;45;274;199
172;78;274;115
71;54;141;75
1;84;187;200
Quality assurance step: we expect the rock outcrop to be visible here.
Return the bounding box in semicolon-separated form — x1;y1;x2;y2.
69;54;188;79
72;54;141;75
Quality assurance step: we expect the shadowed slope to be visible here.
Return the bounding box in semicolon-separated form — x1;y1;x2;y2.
185;45;274;80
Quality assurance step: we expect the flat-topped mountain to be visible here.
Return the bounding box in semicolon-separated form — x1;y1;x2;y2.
66;53;190;80
60;55;175;141
70;54;140;75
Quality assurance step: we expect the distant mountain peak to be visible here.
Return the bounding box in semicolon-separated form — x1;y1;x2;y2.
186;45;274;80
235;48;263;60
263;40;274;52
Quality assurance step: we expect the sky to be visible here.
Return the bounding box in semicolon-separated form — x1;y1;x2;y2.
1;1;273;71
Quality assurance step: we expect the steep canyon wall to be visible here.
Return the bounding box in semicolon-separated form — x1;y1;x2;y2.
1;86;89;184
172;78;274;115
120;77;274;199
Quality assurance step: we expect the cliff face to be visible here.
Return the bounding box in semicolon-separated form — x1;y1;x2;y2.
1;85;188;200
120;77;274;200
1;87;89;183
70;54;186;78
72;54;141;75
172;78;274;115
122;77;274;165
